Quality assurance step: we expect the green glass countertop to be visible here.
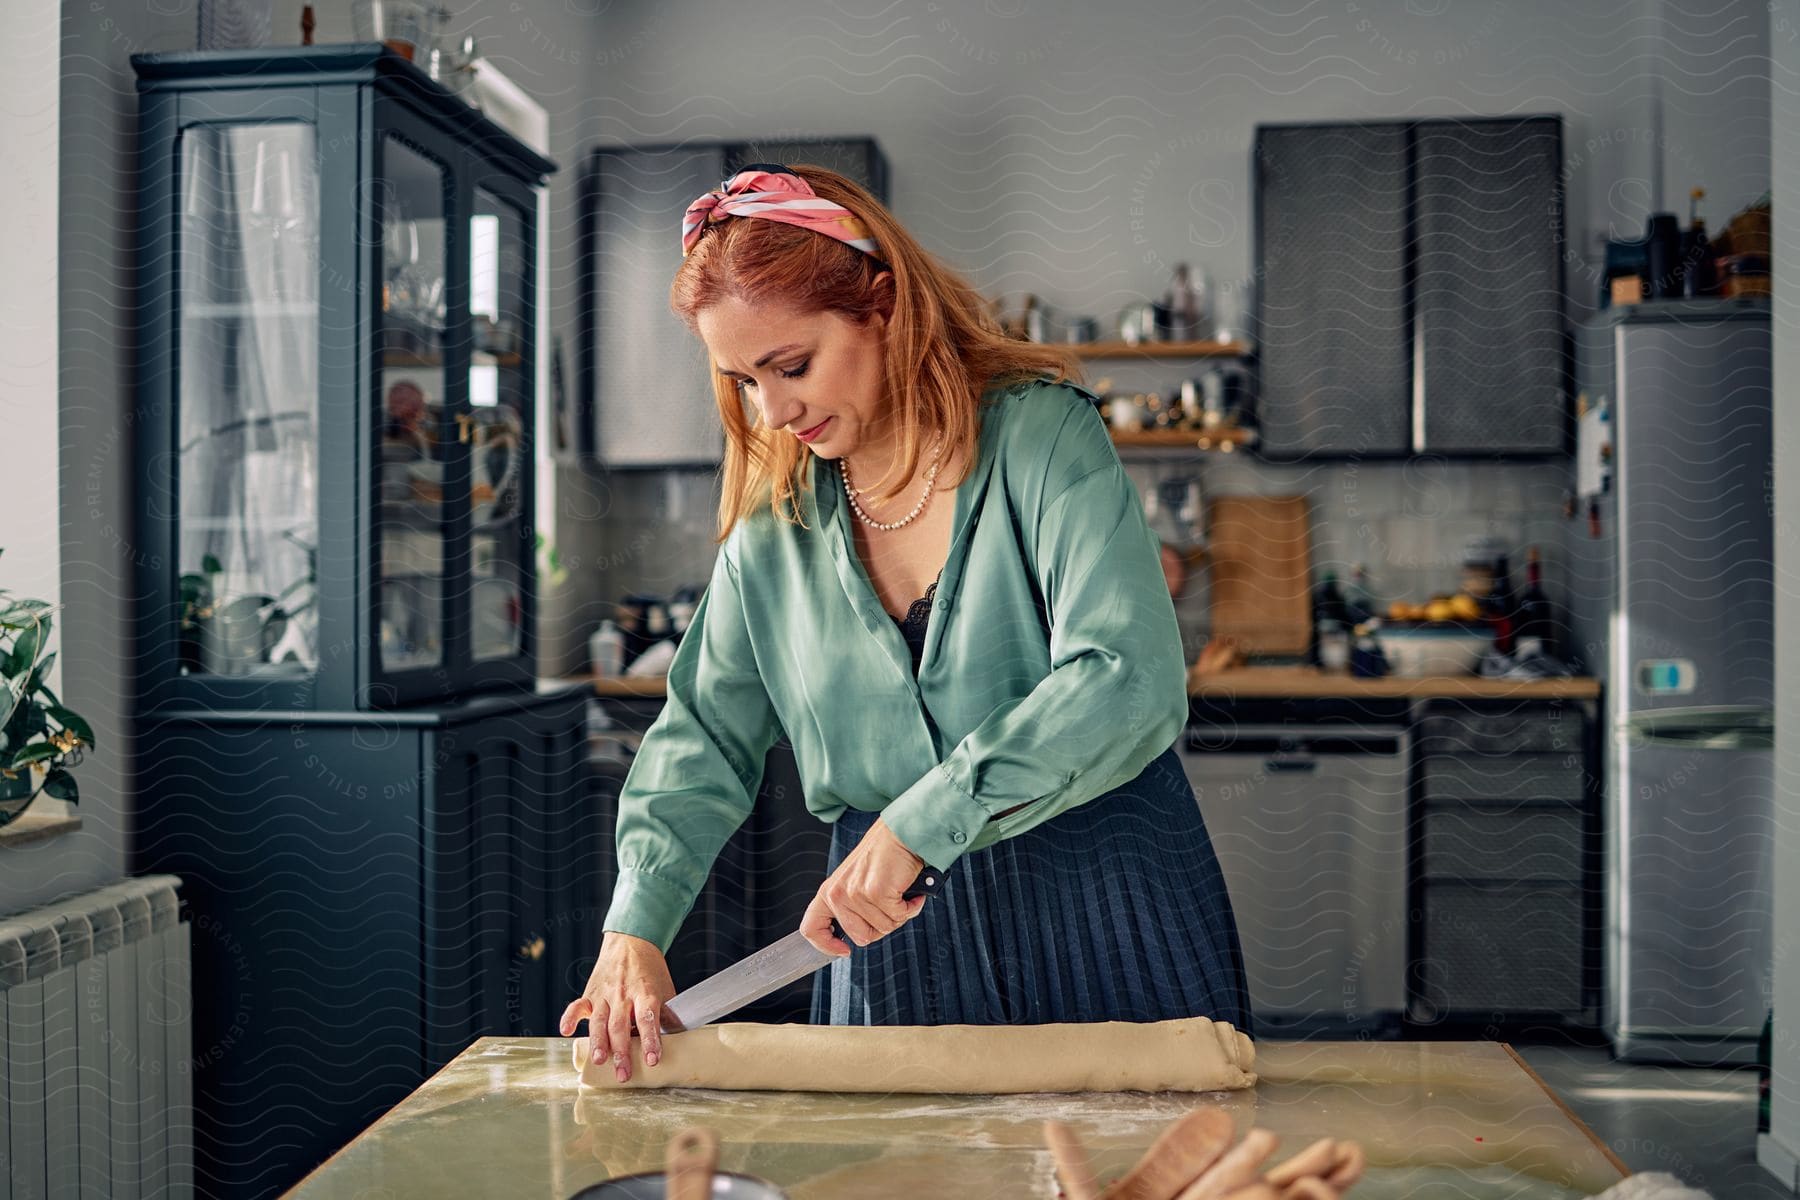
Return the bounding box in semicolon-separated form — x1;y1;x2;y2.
289;1038;1627;1199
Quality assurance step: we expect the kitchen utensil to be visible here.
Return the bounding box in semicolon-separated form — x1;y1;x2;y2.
1108;394;1144;432
615;593;664;667
1118;301;1157;345
665;1127;716;1200
1066;315;1100;343
662;867;943;1031
1100;1107;1237;1200
1199;369;1226;429
1205;496;1312;656
570;1165;787;1200
1043;1121;1101;1200
1212;279;1249;345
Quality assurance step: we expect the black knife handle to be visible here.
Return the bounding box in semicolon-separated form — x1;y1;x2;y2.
829;866;944;944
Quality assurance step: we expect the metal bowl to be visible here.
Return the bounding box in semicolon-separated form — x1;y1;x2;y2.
568;1170;789;1200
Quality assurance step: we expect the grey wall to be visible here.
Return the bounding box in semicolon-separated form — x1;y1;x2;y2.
552;0;1771;673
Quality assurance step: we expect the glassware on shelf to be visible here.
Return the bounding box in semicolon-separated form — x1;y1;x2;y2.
352;0;440;61
378;135;450;673
469;185;531;663
176;122;322;677
1213;278;1253;348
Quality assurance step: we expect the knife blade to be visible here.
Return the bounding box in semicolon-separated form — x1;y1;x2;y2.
661;865;944;1031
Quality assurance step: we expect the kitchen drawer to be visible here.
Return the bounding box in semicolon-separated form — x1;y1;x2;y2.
1416;881;1584;1017
1421;754;1585;804
1423;806;1584;882
1416;706;1581;755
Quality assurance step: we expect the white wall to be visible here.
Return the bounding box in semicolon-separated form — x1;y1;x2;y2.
1;0;62;659
0;2;74;863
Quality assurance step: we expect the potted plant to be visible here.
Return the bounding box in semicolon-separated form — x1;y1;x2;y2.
1;550;95;827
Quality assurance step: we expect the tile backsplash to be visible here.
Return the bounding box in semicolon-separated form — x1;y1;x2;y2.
1122;454;1575;663
545;451;1577;674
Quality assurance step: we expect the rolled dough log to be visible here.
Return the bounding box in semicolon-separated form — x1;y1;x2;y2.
573;1016;1255;1094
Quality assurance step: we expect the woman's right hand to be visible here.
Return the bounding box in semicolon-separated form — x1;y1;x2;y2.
558;931;676;1083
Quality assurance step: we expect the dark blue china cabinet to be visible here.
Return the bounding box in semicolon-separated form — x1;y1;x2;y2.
129;45;595;1200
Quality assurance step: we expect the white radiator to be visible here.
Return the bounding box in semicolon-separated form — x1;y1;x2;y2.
0;875;191;1200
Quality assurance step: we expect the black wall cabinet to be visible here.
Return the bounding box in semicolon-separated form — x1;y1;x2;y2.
577;138;890;467
1254;116;1566;460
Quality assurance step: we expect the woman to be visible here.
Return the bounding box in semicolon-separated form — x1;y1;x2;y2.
560;164;1250;1084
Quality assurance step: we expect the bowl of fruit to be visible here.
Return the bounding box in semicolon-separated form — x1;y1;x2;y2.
1378;593;1491;676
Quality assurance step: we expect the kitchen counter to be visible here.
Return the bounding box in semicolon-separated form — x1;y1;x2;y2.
289;1037;1627;1198
583;669;1602;702
1185;666;1601;701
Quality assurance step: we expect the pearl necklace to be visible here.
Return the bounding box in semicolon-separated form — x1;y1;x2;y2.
840;443;942;531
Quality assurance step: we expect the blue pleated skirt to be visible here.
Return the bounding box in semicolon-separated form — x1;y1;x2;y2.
808;743;1253;1033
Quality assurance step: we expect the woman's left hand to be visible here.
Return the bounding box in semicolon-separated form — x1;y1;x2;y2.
801;817;929;955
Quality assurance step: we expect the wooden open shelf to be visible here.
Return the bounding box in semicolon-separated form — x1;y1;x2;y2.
1072;339;1250;359
1109;426;1257;450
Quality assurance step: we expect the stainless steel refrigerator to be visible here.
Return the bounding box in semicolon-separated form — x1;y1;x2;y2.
1568;298;1774;1066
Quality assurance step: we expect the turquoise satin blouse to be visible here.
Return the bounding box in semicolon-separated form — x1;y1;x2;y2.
601;375;1190;953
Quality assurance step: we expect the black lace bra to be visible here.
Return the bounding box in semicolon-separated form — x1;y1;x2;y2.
891;569;942;674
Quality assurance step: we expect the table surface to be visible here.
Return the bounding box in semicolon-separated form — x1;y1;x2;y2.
288;1038;1628;1199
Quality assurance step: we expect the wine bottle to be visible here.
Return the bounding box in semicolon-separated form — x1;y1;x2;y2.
1345;563;1377;627
1310;572;1351;671
1485;553;1518;656
1683;187;1719;299
1516;546;1555;658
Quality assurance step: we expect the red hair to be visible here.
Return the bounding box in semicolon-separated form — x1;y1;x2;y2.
669;163;1083;542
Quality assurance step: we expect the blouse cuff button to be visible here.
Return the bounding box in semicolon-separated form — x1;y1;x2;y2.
949;830;967;844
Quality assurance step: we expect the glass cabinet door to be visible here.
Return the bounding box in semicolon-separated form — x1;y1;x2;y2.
376;133;454;677
176;122;321;680
465;184;532;668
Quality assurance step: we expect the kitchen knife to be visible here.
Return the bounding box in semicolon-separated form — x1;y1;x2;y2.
660;866;944;1032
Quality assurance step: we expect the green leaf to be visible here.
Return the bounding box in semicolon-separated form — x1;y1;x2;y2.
8;742;58;770
0;599;52;624
45;705;95;748
42;768;77;803
9;619;44;674
202;554;224;575
26;651;57;696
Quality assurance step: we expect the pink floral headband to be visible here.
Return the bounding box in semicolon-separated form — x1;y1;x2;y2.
680;164;883;262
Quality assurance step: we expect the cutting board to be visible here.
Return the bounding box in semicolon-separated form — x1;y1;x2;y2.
1205;495;1312;655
